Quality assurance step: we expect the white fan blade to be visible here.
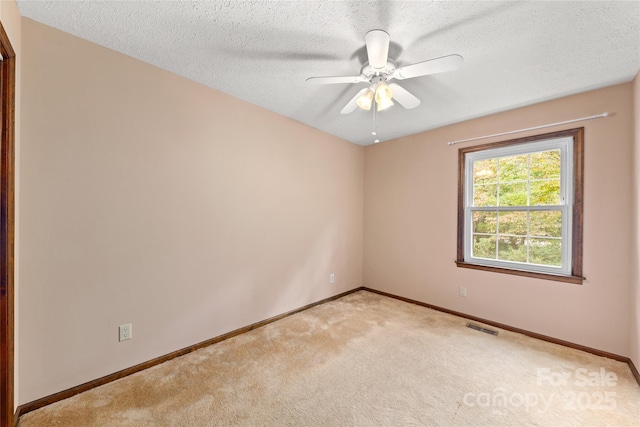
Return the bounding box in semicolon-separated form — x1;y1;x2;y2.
306;75;365;85
393;54;463;80
388;83;421;109
341;88;369;114
365;30;390;69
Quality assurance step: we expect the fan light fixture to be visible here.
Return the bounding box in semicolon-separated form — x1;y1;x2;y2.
356;88;374;110
356;83;394;112
374;83;394;111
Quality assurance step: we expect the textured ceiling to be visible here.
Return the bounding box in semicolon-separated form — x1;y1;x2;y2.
16;1;640;146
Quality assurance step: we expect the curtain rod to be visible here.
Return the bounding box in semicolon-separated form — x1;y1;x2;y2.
447;112;610;146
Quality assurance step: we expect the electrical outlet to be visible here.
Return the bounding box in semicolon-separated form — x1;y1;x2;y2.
329;273;335;284
119;324;132;342
459;286;467;297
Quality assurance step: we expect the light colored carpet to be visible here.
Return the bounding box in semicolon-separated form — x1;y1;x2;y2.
18;291;640;426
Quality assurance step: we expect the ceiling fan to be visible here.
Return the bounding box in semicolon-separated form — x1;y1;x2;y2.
306;30;463;115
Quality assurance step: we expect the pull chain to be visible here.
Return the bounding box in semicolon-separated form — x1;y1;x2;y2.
371;98;379;143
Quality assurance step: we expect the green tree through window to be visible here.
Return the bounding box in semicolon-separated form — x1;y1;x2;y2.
472;149;562;266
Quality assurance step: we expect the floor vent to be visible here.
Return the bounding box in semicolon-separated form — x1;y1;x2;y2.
466;323;498;336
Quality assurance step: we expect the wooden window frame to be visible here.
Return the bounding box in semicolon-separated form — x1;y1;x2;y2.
0;20;16;427
456;128;584;284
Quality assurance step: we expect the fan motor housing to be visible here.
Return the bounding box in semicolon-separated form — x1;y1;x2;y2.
361;60;397;82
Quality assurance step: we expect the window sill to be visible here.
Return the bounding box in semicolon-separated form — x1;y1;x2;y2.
455;261;584;284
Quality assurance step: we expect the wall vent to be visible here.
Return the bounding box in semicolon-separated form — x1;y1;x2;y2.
466;323;498;336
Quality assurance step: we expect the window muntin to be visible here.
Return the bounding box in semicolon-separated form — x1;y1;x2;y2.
462;135;576;277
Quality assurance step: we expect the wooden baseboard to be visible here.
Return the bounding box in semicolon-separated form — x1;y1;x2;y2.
628;358;640;386
15;287;363;420
362;287;640;387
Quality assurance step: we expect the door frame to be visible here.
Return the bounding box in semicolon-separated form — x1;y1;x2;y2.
0;19;16;427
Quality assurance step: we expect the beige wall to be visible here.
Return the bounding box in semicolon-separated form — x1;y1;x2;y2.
18;19;363;404
1;0;22;411
631;72;640;369
364;83;635;357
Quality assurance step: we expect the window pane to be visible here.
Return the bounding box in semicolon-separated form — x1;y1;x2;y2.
498;211;527;235
529;238;562;266
473;211;497;234
473;184;497;207
530;150;560;179
473;235;496;259
497;236;527;262
498;182;527;206
499;154;528;181
473;159;498;184
530;211;562;238
530;179;561;205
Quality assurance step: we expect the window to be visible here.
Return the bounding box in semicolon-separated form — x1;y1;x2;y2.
456;128;584;284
